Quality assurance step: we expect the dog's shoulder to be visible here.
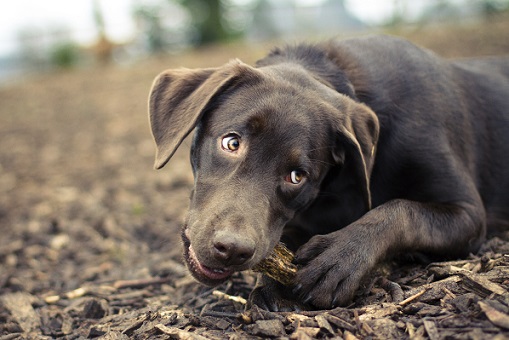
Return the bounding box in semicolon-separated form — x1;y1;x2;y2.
325;35;461;110
324;34;446;81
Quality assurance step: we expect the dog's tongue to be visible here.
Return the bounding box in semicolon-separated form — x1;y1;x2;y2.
188;245;233;281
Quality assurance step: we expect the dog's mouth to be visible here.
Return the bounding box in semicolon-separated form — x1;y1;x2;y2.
181;227;234;285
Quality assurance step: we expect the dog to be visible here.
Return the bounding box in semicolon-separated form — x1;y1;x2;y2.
148;35;509;311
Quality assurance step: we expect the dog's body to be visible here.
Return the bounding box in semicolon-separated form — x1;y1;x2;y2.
149;35;509;311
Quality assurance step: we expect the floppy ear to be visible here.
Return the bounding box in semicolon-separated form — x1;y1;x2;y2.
148;60;254;169
334;102;379;211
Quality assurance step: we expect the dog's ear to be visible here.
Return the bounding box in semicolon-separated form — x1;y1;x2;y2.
334;102;379;211
148;59;256;169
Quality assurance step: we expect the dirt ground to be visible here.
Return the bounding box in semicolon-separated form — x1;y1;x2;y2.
1;17;509;339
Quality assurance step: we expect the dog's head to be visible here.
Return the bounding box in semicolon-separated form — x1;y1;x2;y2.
149;59;379;286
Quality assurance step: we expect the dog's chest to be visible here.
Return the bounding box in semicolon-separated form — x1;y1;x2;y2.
289;195;365;236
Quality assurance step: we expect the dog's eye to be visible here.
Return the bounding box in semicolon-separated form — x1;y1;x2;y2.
221;134;240;152
285;170;305;184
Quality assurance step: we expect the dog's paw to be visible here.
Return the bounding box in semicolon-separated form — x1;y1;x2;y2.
249;276;306;312
292;228;379;309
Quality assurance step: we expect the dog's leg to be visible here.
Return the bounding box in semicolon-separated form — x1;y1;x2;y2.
249;274;308;312
291;198;486;309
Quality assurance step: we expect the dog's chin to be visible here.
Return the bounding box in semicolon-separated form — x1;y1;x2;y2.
181;228;234;286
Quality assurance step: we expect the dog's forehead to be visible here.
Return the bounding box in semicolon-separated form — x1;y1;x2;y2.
210;70;322;129
208;84;313;138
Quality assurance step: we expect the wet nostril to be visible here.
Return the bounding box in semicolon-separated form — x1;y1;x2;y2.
214;243;228;255
213;242;231;260
212;236;255;266
237;252;251;262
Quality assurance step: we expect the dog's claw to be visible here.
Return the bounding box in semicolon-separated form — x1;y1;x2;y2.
332;296;339;308
302;294;313;305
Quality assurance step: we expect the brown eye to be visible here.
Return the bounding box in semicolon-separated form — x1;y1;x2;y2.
285;170;305;184
221;134;240;152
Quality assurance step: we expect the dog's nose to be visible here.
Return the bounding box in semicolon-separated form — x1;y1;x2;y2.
212;232;255;266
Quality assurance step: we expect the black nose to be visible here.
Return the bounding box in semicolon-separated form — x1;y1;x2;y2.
213;232;255;266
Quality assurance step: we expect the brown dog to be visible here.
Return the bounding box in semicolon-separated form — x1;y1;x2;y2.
148;35;509;311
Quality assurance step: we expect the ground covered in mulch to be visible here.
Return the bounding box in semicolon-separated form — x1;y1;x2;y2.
1;18;509;339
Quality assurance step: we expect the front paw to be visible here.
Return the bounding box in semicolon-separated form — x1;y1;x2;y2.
292;230;378;309
249;275;307;312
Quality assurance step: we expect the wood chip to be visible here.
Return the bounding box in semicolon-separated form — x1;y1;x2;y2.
460;273;507;297
479;301;509;330
323;313;356;332
315;314;334;335
251;319;286;337
406;322;416;337
290;328;314;340
293;327;320;338
344;330;360;340
155;324;209;340
358;304;400;321
360;321;374;335
423;319;440;340
429;263;507;297
1;292;41;333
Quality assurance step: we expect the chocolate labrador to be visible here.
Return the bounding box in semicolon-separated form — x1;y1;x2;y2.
148;35;509;311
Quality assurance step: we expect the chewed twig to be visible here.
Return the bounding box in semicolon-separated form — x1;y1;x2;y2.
252;242;297;286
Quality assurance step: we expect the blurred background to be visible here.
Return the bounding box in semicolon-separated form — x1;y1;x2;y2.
0;0;509;321
1;0;509;81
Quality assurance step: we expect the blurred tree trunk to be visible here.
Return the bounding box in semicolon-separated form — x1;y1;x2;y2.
92;0;114;64
179;0;230;45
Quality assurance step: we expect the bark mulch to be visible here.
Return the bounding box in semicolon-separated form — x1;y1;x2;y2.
2;19;509;339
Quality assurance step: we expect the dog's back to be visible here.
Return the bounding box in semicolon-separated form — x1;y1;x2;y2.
324;35;509;230
453;57;509;227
